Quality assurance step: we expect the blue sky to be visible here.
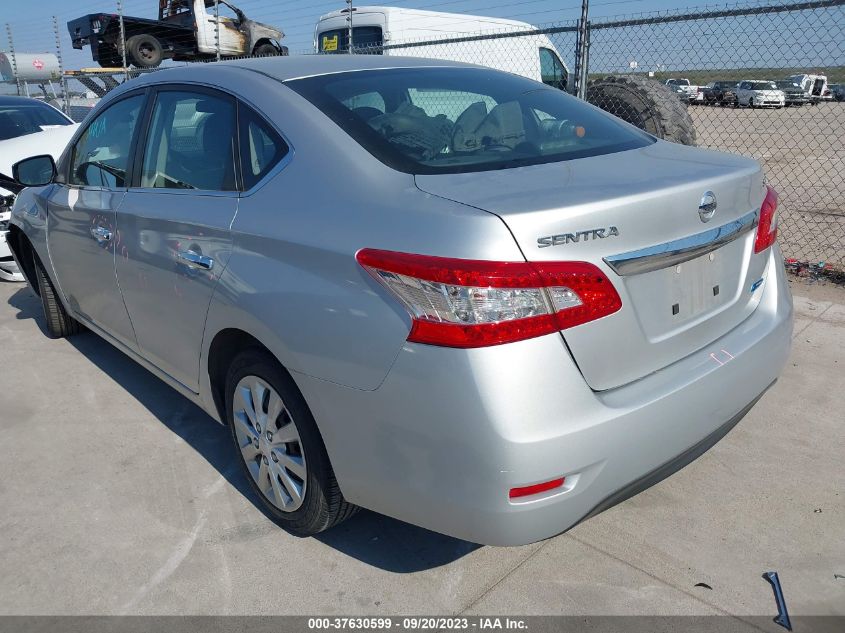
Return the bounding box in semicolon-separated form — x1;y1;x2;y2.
3;0;840;80
4;0;716;69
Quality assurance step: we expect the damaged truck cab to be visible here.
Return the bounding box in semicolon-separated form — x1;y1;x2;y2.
68;0;286;68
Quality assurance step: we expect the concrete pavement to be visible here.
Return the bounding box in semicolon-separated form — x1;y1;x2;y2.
0;277;842;616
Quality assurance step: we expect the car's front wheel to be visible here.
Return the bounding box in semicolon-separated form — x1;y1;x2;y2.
225;349;357;535
32;252;82;339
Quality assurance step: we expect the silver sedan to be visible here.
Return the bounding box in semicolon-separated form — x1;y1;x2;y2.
7;56;792;545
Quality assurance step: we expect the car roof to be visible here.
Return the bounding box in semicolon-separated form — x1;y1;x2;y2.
0;95;56;106
136;55;479;86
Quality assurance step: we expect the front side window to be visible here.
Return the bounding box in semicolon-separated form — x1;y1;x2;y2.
239;107;289;190
539;48;567;91
69;94;144;188
287;67;653;175
140;90;237;191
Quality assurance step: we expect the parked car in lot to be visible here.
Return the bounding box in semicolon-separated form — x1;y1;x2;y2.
0;96;77;282
665;81;690;103
701;81;738;106
736;80;785;108
774;80;808;106
786;73;829;104
7;56;793;545
829;83;845;102
665;78;699;102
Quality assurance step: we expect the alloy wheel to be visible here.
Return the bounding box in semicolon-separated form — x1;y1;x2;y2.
233;375;307;512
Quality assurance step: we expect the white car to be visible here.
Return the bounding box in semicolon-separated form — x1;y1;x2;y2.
736;80;785;108
665;78;702;102
1;96;78;281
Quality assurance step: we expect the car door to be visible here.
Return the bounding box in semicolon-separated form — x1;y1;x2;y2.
45;91;147;350
197;1;244;55
116;86;239;391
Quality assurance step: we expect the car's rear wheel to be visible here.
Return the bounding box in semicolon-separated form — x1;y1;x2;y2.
748;97;755;108
32;252;82;339
225;349;357;535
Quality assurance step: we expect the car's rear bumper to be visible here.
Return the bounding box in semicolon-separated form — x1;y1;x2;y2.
296;247;793;545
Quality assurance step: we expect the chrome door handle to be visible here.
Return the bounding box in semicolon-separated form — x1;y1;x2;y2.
177;249;214;270
90;226;112;243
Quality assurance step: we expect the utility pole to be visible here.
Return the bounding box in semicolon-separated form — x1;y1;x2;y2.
347;0;353;53
53;15;70;114
5;23;21;96
117;0;128;78
215;0;221;61
573;0;590;98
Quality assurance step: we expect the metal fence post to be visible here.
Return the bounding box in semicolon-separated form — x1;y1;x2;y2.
5;23;21;96
573;0;590;97
215;0;221;61
117;0;128;77
347;0;354;53
580;20;591;97
52;15;70;115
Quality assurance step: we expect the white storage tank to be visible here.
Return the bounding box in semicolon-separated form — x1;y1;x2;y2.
0;52;61;81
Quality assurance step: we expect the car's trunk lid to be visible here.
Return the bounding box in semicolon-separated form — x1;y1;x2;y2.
415;141;770;390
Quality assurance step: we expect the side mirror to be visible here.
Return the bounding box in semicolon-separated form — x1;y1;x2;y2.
12;155;57;188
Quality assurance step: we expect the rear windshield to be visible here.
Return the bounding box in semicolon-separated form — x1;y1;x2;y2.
286;67;653;175
0;102;71;141
318;26;384;53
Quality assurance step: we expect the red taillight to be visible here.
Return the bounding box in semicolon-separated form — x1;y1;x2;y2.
356;249;621;348
509;477;566;499
754;185;779;254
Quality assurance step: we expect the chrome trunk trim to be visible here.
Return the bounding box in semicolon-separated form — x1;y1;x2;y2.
603;210;758;276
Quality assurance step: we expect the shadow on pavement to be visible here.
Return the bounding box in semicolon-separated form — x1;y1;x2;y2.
7;286;480;572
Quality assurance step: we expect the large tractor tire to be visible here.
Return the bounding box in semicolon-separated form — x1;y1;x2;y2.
126;34;163;68
586;75;698;146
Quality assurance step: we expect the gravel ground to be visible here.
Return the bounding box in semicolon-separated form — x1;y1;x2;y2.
691;101;845;267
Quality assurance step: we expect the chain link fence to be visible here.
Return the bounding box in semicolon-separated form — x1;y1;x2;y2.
2;0;844;266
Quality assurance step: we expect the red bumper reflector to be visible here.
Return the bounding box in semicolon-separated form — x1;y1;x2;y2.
509;477;565;499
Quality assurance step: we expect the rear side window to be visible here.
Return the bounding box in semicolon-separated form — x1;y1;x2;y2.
287;67;653;175
140;90;237;191
69;94;144;188
239;107;289;190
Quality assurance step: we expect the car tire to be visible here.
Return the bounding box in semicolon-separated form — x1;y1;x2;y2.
748;98;754;108
126;34;163;68
252;42;279;57
32;252;82;339
586;75;697;146
225;348;358;536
